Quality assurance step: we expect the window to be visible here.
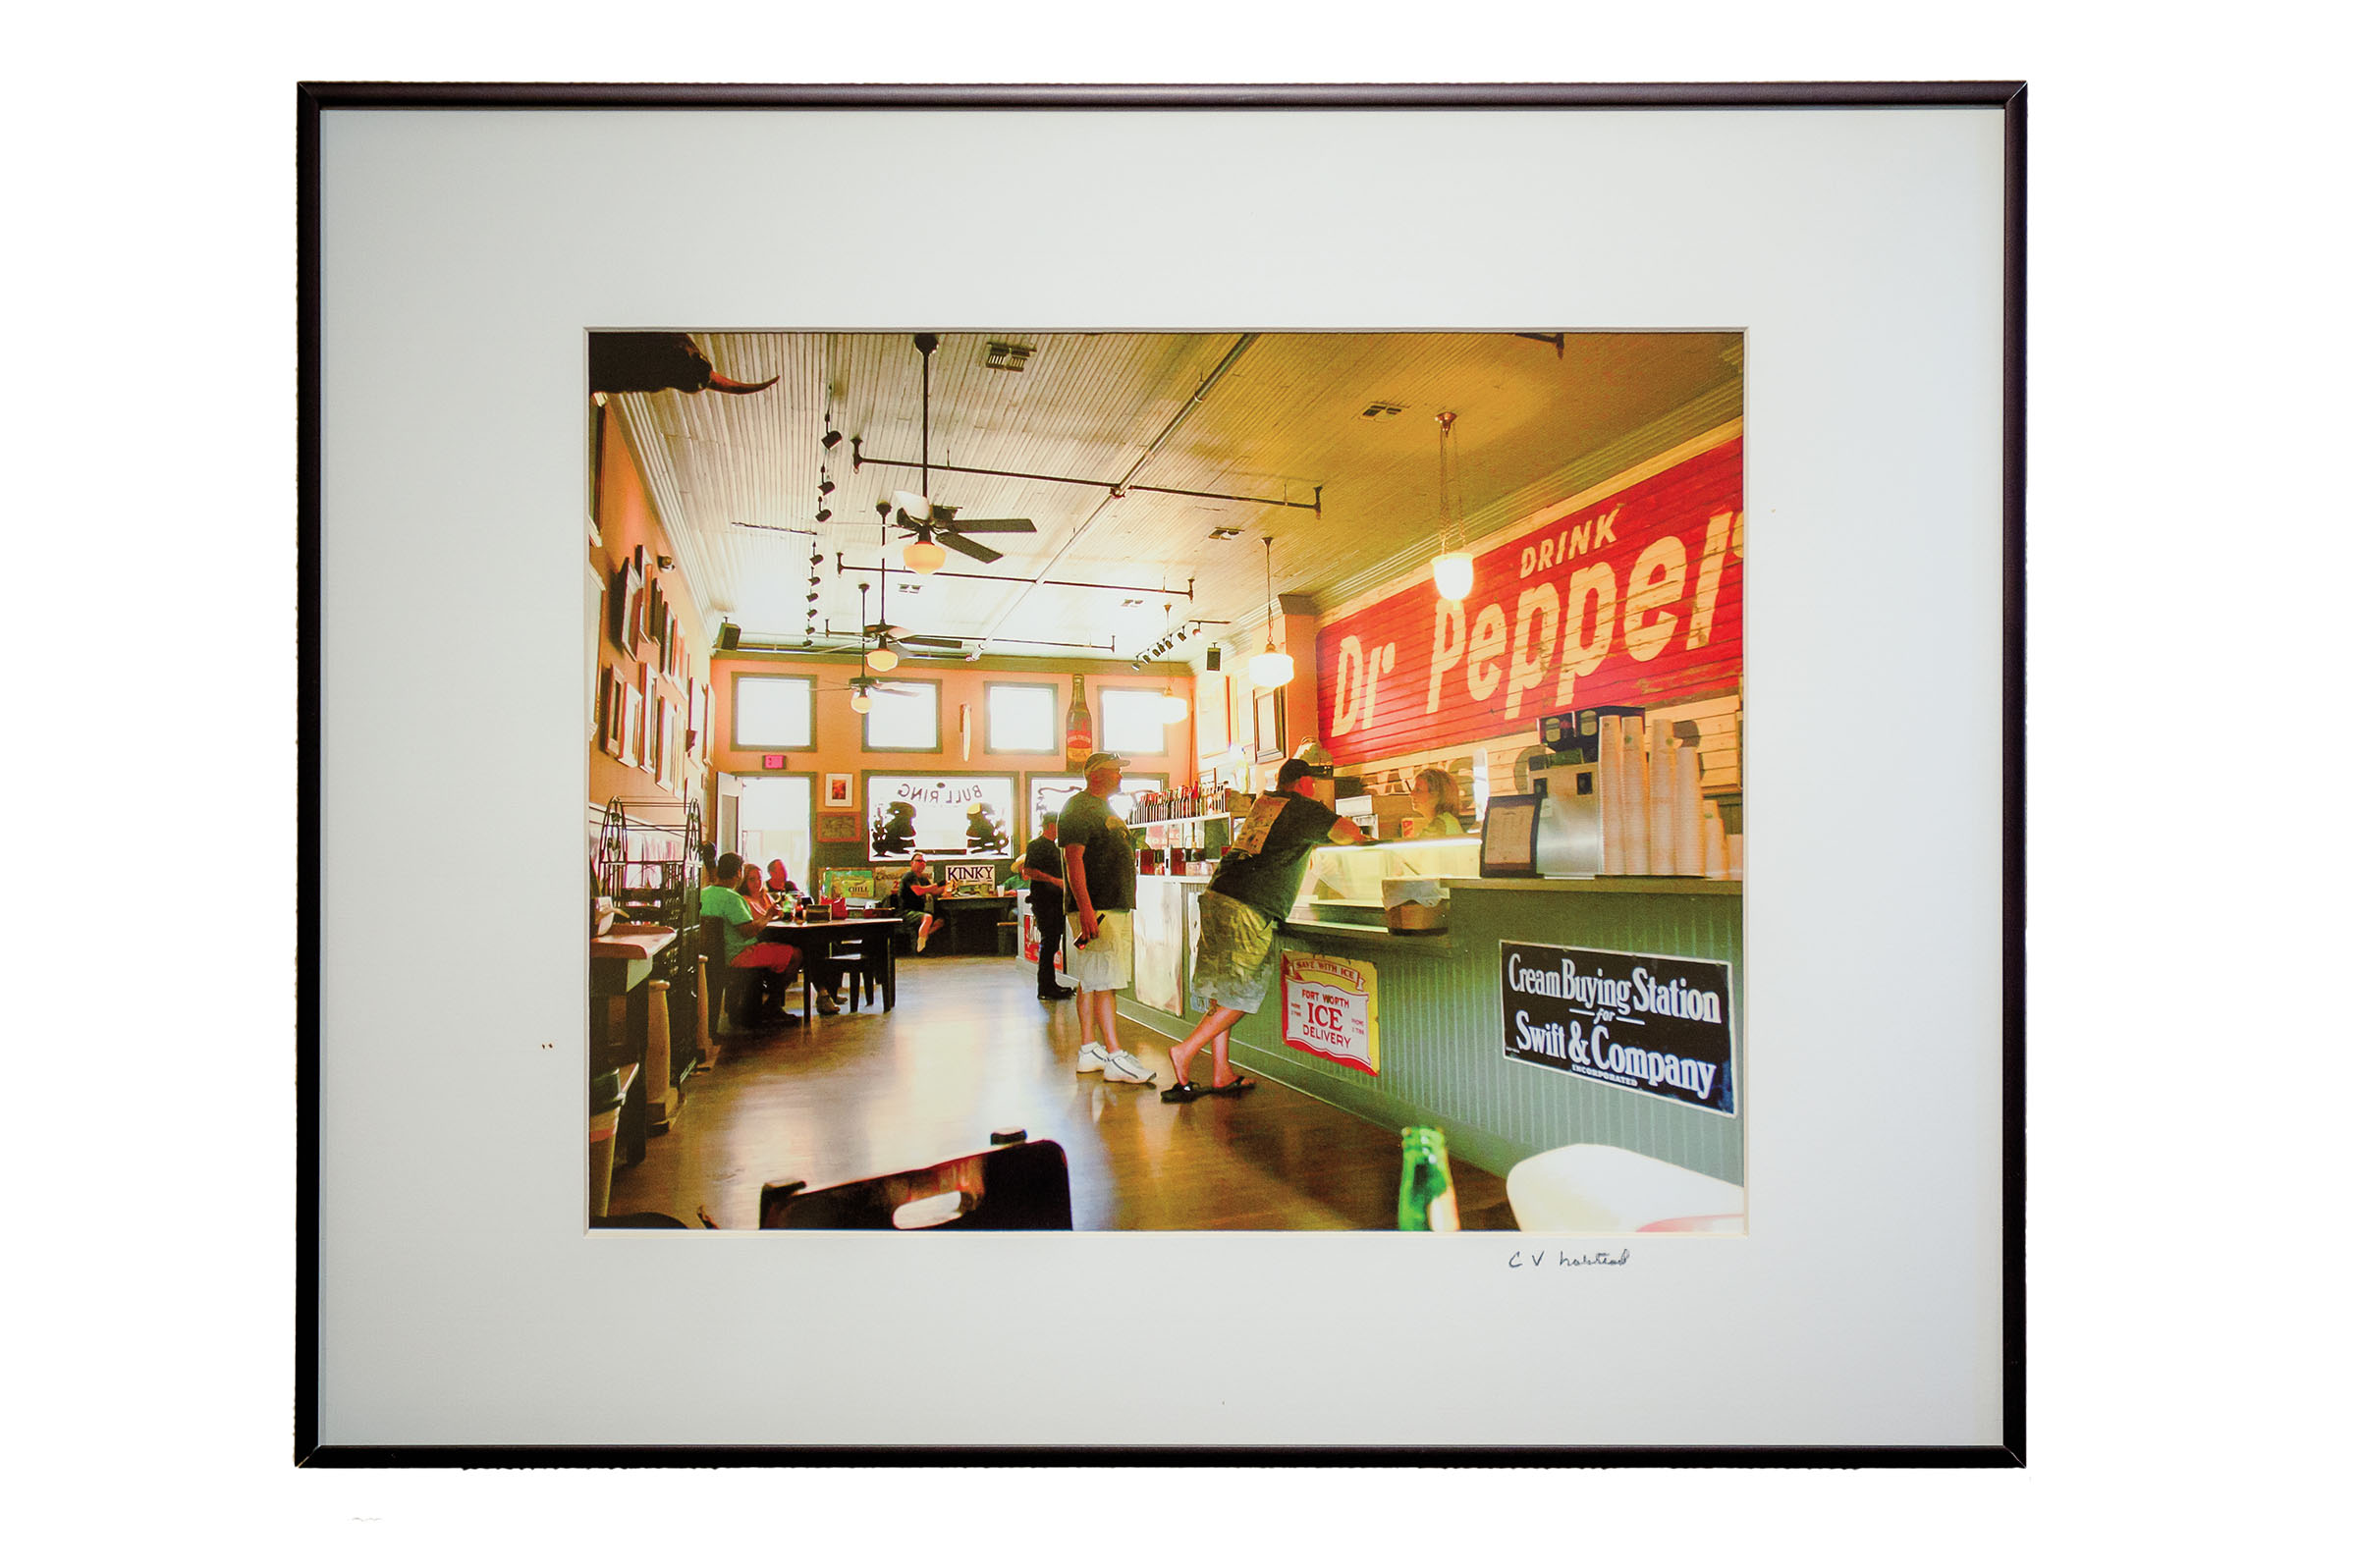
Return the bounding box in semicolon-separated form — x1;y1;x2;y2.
734;675;814;749
865;775;1017;861
1101;687;1169;757
1028;773;1168;836
985;682;1059;754
863;680;940;751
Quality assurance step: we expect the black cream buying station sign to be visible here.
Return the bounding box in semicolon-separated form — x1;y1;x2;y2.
1499;941;1736;1116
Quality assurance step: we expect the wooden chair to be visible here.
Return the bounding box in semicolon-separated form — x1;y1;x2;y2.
699;916;762;1032
758;1139;1072;1230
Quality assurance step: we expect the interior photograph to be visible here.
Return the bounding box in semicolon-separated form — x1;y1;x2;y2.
584;328;1747;1233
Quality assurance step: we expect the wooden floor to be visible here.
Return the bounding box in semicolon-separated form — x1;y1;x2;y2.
608;953;1514;1230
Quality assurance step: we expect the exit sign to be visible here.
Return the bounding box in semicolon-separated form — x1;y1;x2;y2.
762;754;786;770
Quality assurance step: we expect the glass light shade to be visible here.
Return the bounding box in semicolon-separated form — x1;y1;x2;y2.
1159;692;1189;723
1430;549;1475;602
848;692;873;714
865;645;900;673
1249;647;1295;689
903;538;948;574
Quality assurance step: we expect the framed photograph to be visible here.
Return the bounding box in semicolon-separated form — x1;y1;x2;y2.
596;665;624;758
1253;683;1286;763
303;83;2023;1466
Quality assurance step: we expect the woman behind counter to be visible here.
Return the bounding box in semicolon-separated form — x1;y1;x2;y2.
1400;767;1468;838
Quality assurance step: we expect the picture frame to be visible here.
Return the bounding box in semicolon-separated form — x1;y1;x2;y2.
814;811;861;844
823;772;853;808
301;81;2025;1467
1253;684;1286;763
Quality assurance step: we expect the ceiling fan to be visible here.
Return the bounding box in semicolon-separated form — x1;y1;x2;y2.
841;583;950;688
880;333;1038;571
860;621;966;669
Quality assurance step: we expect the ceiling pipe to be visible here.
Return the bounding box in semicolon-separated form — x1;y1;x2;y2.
851;439;1322;515
975;333;1262;649
839;552;1196;599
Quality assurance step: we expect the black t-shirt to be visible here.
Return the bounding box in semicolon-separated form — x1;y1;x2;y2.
1021;835;1063;910
1208;791;1343;923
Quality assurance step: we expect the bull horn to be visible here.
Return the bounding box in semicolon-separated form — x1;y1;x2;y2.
705;373;780;395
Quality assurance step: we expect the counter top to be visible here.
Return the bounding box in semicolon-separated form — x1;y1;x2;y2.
1280;916;1456;948
1442;875;1741;895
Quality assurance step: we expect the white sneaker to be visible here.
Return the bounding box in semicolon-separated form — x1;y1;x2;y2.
915;925;931;952
1102;1050;1155;1085
1076;1042;1113;1074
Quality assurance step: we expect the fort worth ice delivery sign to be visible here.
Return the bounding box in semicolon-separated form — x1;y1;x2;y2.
1499;941;1737;1116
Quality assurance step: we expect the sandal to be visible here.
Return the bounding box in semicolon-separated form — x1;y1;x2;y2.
1205;1076;1257;1097
1159;1081;1208;1103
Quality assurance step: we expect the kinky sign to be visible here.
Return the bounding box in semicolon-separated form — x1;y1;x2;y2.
1316;438;1742;767
1500;941;1737;1117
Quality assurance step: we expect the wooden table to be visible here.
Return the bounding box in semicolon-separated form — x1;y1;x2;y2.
764;915;903;1020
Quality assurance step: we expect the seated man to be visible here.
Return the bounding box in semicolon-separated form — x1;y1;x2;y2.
700;852;803;1025
892;853;946;952
755;858;841;1014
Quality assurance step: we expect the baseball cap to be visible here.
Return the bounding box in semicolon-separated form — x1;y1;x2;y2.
1080;751;1129;774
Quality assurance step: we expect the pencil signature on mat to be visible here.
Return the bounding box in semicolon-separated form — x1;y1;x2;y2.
1506;1248;1631;1269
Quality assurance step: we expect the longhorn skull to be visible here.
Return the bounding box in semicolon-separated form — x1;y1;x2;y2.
589;332;779;397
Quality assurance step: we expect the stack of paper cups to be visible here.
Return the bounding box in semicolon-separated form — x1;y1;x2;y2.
1597;714;1625;875
1673;740;1705;876
1648;723;1678;877
1619;722;1651;873
1727;834;1745;878
1703;802;1727;878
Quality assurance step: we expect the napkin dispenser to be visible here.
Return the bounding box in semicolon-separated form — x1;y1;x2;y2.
1383;878;1451;933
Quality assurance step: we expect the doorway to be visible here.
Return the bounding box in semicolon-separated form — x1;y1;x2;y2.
735;775;813;894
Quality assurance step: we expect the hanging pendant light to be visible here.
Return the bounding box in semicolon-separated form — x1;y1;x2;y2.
1430;410;1474;602
866;644;900;674
1159;686;1189;723
851;581;884;708
903;527;948;575
1248;534;1294;690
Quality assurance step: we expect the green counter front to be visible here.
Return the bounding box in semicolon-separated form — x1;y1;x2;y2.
1115;874;1743;1185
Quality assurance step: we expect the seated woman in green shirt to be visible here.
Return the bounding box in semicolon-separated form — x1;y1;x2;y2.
1400;767;1467;838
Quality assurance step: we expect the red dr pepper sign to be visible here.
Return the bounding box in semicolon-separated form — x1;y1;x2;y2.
1318;439;1743;767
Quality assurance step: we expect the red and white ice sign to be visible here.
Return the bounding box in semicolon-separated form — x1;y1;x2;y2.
1282;951;1380;1075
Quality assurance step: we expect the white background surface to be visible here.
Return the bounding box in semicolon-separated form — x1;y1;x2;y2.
17;0;2347;1562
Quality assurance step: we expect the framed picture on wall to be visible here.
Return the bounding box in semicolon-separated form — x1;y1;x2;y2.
306;81;2030;1469
1254;684;1286;763
596;666;623;757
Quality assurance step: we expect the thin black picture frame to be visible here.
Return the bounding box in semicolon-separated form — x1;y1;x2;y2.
297;79;2026;1469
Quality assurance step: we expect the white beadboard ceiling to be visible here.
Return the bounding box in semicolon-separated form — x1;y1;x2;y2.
607;331;1740;666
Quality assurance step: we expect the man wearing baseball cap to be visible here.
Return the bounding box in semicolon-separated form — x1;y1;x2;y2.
1161;757;1368;1101
1059;751;1155;1085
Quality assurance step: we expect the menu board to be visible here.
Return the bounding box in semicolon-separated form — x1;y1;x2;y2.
865;774;1016;861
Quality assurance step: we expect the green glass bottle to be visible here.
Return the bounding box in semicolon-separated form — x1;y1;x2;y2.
1398;1126;1460;1231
